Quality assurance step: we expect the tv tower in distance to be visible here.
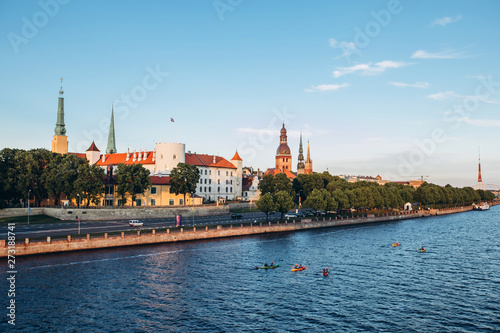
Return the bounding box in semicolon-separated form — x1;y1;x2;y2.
475;148;486;191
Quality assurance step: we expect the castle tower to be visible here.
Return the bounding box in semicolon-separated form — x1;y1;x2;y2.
106;104;117;154
304;140;313;174
86;141;101;165
297;132;305;174
51;78;68;154
275;123;292;172
475;150;486;191
231;151;243;197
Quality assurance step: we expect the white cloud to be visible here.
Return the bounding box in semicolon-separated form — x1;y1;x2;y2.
329;38;359;59
431;15;461;27
460;117;500;127
390;81;429;88
333;61;408;78
428;91;462;100
429;91;499;104
304;83;350;92
411;49;464;59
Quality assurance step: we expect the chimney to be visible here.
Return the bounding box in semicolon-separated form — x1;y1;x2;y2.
213;155;216;164
126;148;130;161
138;150;142;162
133;150;137;162
102;154;105;163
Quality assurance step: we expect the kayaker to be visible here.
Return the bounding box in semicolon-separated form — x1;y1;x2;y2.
264;263;269;267
271;261;274;267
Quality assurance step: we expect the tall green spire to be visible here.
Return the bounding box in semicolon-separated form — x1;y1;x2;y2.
297;132;305;170
106;104;117;154
54;78;66;136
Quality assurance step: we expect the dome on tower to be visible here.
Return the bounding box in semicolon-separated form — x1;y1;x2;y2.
276;143;291;155
280;123;287;136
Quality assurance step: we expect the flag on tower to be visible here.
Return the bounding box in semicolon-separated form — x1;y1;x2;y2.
171;118;174;122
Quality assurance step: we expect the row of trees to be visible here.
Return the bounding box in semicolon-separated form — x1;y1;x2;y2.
256;172;496;217
0;148;105;208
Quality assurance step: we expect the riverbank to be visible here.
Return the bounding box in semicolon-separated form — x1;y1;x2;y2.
2;203;497;257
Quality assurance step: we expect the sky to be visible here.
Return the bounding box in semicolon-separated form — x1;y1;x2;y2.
1;0;499;188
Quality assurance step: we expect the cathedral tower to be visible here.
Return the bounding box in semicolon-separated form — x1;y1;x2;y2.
51;78;68;154
297;132;305;174
304;140;313;174
106;104;117;154
275;123;292;172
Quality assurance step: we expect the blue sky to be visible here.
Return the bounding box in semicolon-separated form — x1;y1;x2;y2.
1;0;499;187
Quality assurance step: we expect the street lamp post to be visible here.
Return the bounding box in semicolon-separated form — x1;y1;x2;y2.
192;191;195;227
27;189;31;225
77;194;80;234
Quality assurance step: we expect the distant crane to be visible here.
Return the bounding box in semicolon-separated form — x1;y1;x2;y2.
410;175;429;181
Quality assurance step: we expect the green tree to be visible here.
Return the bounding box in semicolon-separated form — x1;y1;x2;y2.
74;162;105;206
274;190;295;220
321;189;338;212
115;163;152;206
0;148;24;207
256;193;277;221
304;189;327;212
169;162;200;205
332;189;349;211
258;174;276;196
274;173;293;195
21;149;52;206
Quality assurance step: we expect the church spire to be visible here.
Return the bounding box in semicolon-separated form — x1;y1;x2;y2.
297;132;305;174
54;77;66;136
304;140;313;174
106;104;117;154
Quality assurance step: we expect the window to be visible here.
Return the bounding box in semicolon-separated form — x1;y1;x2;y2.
205;179;207;184
117;199;122;206
209;179;211;184
200;187;203;192
230;187;232;193
205;170;207;175
169;199;174;205
226;187;228;193
173;154;176;159
218;170;220;176
226;180;229;184
209;187;211;192
150;187;157;194
105;199;113;206
169;187;174;193
204;187;207;192
226;171;228;176
150;199;156;206
105;186;114;195
218;179;220;184
231;171;233;176
217;187;220;192
230;180;233;185
136;199;142;206
179;199;183;205
199;179;202;184
209;170;211;175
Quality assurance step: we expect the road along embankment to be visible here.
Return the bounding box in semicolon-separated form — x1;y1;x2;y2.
2;206;483;257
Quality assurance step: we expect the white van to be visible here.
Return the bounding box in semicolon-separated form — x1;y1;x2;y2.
129;220;143;227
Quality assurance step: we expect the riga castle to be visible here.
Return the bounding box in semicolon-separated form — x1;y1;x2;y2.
51;83;242;206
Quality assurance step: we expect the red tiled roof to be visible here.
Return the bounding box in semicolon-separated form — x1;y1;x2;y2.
231;151;242;161
86;141;100;152
69;153;86;159
150;175;171;185
185;153;236;169
264;168;296;179
96;151;155;166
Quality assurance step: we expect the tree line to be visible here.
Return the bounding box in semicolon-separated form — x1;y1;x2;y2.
256;172;496;217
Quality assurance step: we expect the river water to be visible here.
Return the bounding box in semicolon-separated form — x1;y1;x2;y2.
3;206;499;332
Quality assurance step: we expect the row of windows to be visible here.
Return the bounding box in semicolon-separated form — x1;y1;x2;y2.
130;198;184;206
199;169;234;177
199;187;233;193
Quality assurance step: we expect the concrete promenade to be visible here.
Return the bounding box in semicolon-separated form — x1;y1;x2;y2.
3;203;496;257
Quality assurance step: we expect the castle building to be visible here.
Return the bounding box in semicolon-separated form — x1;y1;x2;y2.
304;140;313;174
297;133;305;174
51;78;68;154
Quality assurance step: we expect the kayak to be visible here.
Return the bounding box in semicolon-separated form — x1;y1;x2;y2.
419;248;426;253
323;271;329;276
260;265;279;269
291;266;307;272
392;242;401;247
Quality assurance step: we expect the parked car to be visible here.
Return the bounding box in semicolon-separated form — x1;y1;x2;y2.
129;220;143;227
231;213;243;219
315;210;326;215
284;213;297;220
295;212;306;218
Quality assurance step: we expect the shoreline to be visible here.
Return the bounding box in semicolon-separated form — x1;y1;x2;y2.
1;202;498;257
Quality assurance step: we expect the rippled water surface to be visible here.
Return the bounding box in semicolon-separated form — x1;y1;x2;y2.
3;206;500;332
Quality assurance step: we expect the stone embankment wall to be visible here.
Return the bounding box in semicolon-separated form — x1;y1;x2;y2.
0;205;230;220
1;202;496;258
1;210;426;257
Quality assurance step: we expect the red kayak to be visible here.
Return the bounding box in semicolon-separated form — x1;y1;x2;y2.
323;271;329;276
